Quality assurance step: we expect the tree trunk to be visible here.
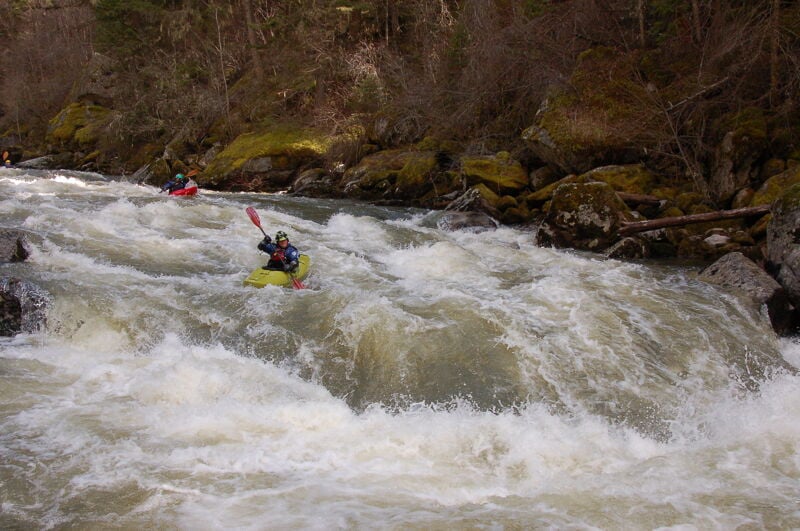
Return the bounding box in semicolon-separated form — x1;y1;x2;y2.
690;0;702;44
636;0;647;48
769;0;781;108
617;205;770;236
242;0;264;82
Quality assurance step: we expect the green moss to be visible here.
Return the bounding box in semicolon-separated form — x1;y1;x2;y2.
774;183;800;211
396;153;437;190
659;206;684;218
676;192;705;212
496;195;518;210
205;125;331;182
528;48;662;160
580;164;656;195
461;155;528;194
751;166;800;206
47;103;111;147
720;107;767;142
473;183;501;207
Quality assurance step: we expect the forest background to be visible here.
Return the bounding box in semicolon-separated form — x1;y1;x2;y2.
0;0;799;212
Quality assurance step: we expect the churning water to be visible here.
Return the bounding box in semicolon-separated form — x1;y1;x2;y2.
1;168;798;529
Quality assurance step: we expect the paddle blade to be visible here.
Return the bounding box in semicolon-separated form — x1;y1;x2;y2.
291;276;306;290
245;206;261;228
2;151;7;160
186;168;199;177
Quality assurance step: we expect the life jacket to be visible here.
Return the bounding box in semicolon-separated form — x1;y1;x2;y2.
270;248;286;264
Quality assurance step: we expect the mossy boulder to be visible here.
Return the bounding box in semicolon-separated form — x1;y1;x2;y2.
522;48;657;174
536;181;633;251
395;152;439;197
460;154;529;195
46;102;111;150
578;164;657;195
750;166;800;206
342;148;450;201
202;125;331;190
444;184;503;218
522;174;584;206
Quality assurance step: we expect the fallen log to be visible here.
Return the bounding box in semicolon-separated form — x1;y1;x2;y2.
617;204;770;236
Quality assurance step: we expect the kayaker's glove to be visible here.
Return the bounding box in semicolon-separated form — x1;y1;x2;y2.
284;261;297;272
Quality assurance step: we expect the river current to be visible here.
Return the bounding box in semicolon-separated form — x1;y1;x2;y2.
1;168;798;529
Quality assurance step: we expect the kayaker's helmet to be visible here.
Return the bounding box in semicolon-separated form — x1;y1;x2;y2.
276;231;288;242
175;173;185;180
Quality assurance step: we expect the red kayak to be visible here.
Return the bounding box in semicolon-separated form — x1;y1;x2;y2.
170;186;198;196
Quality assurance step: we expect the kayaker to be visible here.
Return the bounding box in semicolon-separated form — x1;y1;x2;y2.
160;173;187;193
3;159;11;168
258;230;300;272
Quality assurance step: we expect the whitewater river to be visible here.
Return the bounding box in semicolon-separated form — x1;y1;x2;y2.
1;168;798;529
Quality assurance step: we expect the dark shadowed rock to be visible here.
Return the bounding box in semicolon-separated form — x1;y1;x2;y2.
0;277;51;336
291;168;339;197
0;229;32;263
766;184;800;309
699;252;795;334
605;237;651;259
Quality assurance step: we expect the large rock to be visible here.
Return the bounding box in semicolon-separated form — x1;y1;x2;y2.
202;126;331;191
750;165;800;207
699;252;794;334
46;102;111;151
535;181;633;251
459;152;529;195
579;164;657;195
0;278;51;336
444;185;502;219
291;168;340;197
709;108;767;204
766;184;800;308
0;229;32;263
521;48;655;174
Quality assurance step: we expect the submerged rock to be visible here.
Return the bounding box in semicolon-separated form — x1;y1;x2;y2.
0;229;32;263
0;277;51;336
436;211;498;233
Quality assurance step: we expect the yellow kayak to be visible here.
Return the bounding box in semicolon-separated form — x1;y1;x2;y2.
243;254;311;288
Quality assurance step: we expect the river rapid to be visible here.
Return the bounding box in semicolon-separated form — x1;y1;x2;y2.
1;168;798;529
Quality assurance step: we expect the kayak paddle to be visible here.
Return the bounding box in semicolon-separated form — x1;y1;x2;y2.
246;206;306;289
246;206;268;238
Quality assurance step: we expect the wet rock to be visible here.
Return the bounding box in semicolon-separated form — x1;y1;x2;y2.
436;211;498;233
699;252;794;334
291;168;339;197
15;154;75;169
606;236;651;259
535;181;632;251
0;230;32;263
0;277;51;336
444;186;502;219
